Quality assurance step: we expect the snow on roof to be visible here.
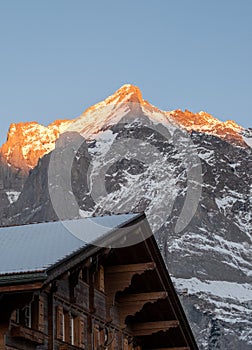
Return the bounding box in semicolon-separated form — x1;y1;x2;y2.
0;214;139;276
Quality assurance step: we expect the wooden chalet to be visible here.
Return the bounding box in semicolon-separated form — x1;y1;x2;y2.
0;213;198;350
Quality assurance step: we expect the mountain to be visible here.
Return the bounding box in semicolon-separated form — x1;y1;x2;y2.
0;85;249;175
0;85;251;349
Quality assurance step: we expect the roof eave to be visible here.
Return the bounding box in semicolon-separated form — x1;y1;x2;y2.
45;212;146;283
0;272;47;292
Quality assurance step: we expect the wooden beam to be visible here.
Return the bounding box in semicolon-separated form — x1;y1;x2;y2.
106;262;156;293
0;282;43;293
132;320;179;336
106;262;155;274
118;292;168;327
106;262;156;322
118;291;167;303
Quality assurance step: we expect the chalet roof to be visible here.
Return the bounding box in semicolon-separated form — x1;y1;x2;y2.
0;213;199;349
0;214;139;278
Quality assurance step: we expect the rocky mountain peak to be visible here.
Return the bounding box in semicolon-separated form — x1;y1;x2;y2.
81;84;144;116
0;84;249;174
168;109;246;147
0;119;71;172
114;84;144;103
103;83;144;105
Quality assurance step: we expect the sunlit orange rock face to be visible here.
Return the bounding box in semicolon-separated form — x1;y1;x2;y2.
0;120;71;173
168;109;245;146
0;84;246;173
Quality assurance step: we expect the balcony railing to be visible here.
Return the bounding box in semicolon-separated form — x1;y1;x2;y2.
10;323;45;345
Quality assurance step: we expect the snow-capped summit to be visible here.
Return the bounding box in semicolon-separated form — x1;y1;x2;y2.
98;83;144;104
0;84;249;174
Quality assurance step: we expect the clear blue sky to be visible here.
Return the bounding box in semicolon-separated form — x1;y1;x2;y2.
0;0;251;145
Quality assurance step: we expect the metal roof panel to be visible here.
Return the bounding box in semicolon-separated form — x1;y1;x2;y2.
0;214;138;276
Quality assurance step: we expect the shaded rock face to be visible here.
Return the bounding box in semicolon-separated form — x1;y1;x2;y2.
1;116;251;349
0;154;27;220
3;132;93;225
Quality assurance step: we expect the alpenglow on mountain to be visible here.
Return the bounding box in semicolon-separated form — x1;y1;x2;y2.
0;84;251;349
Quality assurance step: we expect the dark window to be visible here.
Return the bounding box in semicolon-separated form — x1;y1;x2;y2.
15;295;44;331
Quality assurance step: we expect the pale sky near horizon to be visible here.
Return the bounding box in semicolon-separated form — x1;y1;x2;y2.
0;0;251;145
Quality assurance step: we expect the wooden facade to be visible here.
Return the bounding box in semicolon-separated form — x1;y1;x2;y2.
0;214;198;350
